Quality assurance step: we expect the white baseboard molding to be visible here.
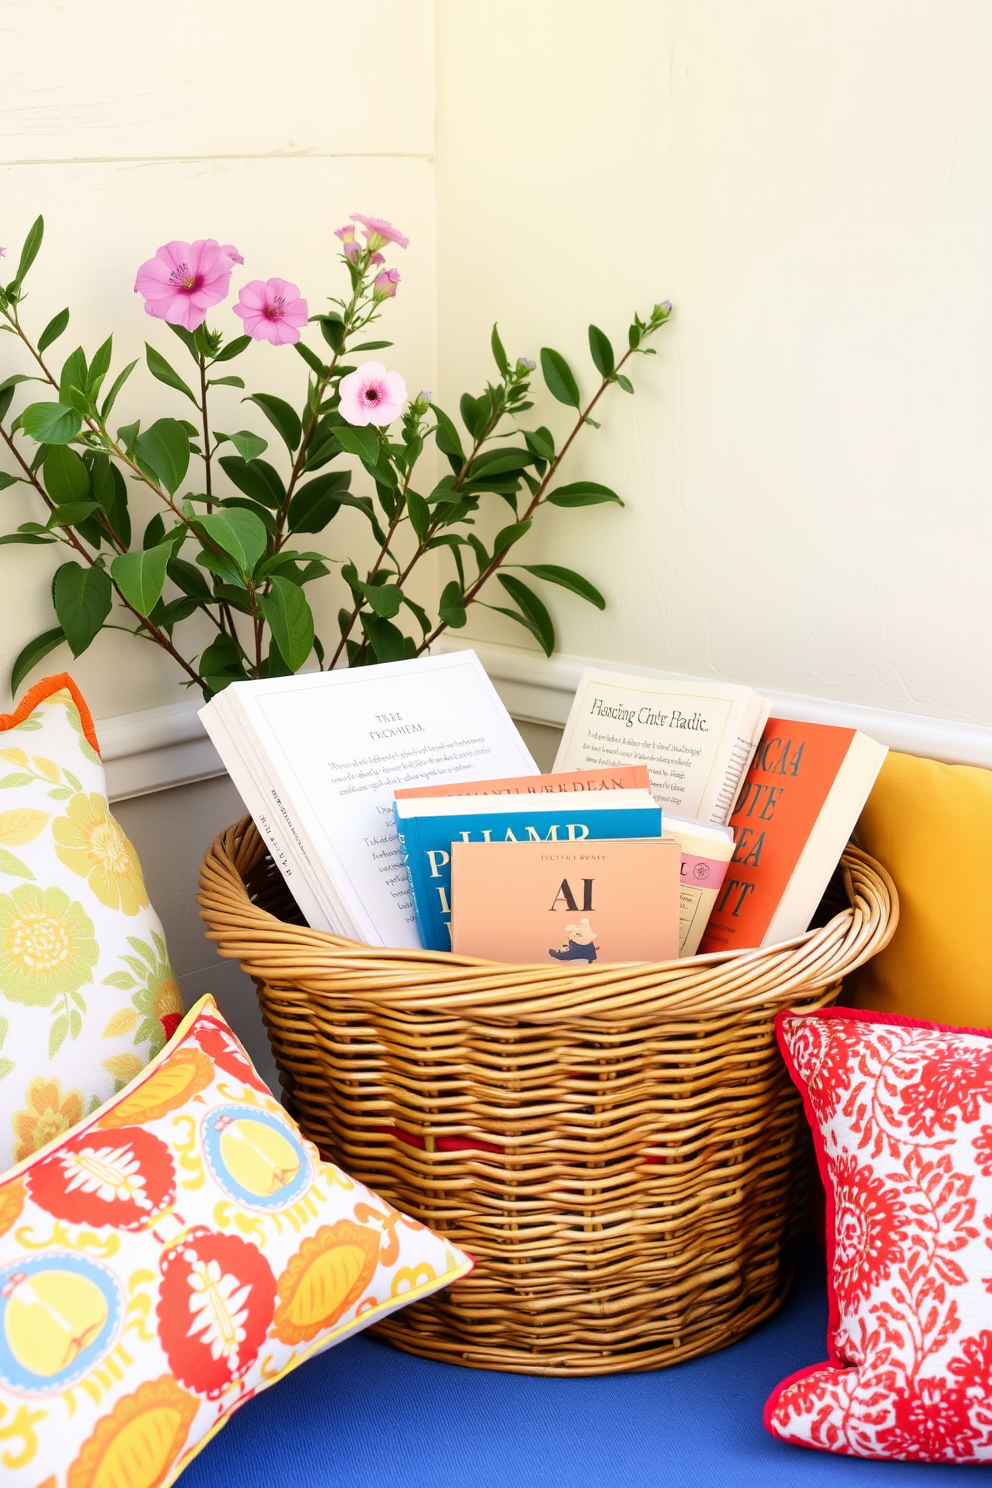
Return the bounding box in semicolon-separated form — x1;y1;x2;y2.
94;639;992;801
435;637;992;768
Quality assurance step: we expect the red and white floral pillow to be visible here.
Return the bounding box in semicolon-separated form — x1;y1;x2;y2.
766;1005;992;1464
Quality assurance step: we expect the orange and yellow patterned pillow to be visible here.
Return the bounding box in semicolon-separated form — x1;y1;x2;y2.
0;674;184;1170
0;994;472;1488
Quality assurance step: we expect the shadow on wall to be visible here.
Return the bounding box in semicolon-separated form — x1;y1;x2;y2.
111;718;564;1094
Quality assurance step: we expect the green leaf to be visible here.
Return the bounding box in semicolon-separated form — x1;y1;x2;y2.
438;580;467;629
545;480;623;507
540;347;581;408
166;557;211;600
243;393;301;452
49;1014;68;1059
199;632;248;692
10;626;65;694
360;613;408;662
146;344;198;406
318;315;346;352
335;424;380;470
288;470;351;533
469;448;535;477
294;341;327;378
100;358;138;419
431;405;465;463
59;347;88;404
90;455;131;546
0;775;34;789
406;488;430;543
459;392;490;440
588;325;615;378
168;324;199;359
219;496;277;533
47;502;98;529
52;563;112;656
207;376;245;389
496;573;555;654
360;581;402;618
196;508;268;576
401;593;431;636
520;564;606;609
615;373;634;394
20;402;82;445
0;533;55;547
0;847;35;880
111;542;171;616
0;374;43;423
213;335;252;363
492;519;532;555
259;576;314;672
525;426;556;463
216;429;267;462
43;444;89;504
135;418;190;494
491;323;509;376
218;454;284;509
37;308;70;354
88;335;113;393
11;216;44;291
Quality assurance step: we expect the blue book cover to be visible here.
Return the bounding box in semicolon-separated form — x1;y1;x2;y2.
394;794;663;950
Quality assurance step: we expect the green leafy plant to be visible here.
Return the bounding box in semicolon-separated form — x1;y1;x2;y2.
0;214;672;698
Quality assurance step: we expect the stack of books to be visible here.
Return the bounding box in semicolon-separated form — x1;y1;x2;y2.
201;653;888;965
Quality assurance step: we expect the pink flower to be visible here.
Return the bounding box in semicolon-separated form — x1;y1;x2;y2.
233;277;309;346
334;225;356;245
134;239;241;331
373;268;400;300
338;361;407;427
343;242;361;265
350;214;409;251
369;251;385;266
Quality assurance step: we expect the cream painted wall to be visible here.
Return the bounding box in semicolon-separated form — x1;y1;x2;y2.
0;0;437;716
434;0;992;727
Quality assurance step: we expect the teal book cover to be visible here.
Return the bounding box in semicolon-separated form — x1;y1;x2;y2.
394;795;663;951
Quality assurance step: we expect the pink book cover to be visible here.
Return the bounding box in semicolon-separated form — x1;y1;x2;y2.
394;764;650;800
450;837;681;965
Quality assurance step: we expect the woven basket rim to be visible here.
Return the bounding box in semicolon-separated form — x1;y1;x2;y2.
198;818;898;1024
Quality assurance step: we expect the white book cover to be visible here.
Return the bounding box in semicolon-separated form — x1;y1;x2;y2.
200;651;538;948
553;666;771;826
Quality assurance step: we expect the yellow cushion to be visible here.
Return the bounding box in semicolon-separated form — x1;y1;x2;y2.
852;750;992;1028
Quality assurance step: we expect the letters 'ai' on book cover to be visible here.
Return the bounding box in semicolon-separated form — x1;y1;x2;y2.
553;666;770;826
450;838;682;964
395;764;651;799
698;719;888;953
198;651;539;947
393;792;663;951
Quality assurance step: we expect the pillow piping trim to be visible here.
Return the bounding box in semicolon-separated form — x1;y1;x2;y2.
765;1001;992;1443
0;671;101;756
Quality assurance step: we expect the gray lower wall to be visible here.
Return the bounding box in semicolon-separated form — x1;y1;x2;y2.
113;718;564;1094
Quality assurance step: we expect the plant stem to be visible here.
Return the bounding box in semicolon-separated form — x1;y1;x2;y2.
417;345;639;655
0;424;207;690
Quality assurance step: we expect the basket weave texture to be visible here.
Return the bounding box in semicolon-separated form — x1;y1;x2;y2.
199;821;896;1376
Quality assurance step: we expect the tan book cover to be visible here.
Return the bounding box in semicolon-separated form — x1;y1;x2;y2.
395;764;650;799
450;838;681;965
661;815;735;957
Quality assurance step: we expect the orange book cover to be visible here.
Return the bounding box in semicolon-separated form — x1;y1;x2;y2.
697;718;885;953
450;837;681;964
395;764;650;800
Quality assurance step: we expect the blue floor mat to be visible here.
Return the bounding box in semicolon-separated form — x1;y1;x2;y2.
182;1241;969;1487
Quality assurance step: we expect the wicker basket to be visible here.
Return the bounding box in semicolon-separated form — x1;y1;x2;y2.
199;821;896;1376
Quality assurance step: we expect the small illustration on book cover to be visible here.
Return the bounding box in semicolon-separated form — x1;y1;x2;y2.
549;918;600;963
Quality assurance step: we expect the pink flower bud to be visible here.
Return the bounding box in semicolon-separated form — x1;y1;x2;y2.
373;268;400;300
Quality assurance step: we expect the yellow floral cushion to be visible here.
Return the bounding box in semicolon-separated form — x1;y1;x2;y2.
853;750;992;1028
0;674;183;1169
0;994;471;1488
